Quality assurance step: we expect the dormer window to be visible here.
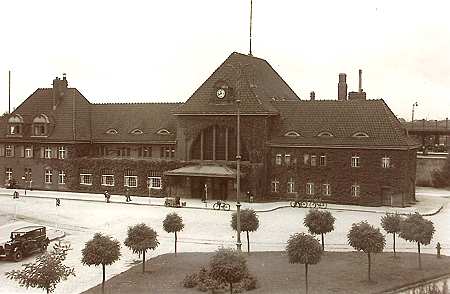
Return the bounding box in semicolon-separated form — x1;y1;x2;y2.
317;131;334;137
32;114;50;136
106;129;118;135
284;131;301;137
157;129;171;135
131;129;143;135
352;132;369;138
7;114;24;136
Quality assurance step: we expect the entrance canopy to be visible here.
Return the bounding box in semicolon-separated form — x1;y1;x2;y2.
164;165;237;178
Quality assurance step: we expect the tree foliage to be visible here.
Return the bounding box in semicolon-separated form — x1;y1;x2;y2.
81;233;121;291
381;213;403;257
209;248;248;294
231;209;260;253
124;223;159;272
304;209;335;251
347;221;385;281
399;213;435;269
5;242;75;294
163;212;184;255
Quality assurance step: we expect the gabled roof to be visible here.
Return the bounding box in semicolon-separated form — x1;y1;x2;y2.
91;102;180;143
269;99;419;149
174;52;300;115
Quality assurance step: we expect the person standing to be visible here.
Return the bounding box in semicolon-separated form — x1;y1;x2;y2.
104;191;110;203
125;188;131;202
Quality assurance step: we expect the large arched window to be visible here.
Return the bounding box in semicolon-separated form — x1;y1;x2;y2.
7;114;24;135
32;114;50;136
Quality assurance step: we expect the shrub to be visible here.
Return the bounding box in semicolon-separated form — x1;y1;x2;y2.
240;273;257;291
183;273;198;288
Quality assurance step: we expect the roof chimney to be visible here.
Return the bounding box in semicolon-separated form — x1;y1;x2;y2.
358;69;362;92
52;74;68;110
338;73;347;100
310;91;315;100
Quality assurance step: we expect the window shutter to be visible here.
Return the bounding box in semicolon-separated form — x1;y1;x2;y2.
40;147;45;158
52;147;58;158
0;144;4;156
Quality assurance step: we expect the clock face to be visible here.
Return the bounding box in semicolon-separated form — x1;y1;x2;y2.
216;88;226;99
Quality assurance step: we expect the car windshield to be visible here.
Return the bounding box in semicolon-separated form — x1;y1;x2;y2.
11;232;25;239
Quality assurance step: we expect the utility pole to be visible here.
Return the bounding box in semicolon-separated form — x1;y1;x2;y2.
236;99;242;252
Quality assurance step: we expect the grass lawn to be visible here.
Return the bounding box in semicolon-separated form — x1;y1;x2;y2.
82;251;450;294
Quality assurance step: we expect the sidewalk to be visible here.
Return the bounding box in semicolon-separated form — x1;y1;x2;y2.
0;187;446;216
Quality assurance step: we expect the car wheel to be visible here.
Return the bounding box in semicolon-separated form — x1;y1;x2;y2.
13;250;23;262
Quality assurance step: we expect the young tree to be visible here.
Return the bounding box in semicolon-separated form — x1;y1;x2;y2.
381;213;402;258
231;209;260;253
286;233;323;294
303;209;335;251
163;212;184;255
5;242;75;294
209;248;248;294
81;233;121;292
124;223;159;272
399;213;435;269
347;221;385;281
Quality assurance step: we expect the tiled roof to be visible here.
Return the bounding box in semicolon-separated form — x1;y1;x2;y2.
91;103;180;143
174;52;300;115
269;99;419;149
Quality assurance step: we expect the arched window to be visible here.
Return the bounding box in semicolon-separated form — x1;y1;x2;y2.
352;132;369;138
284;131;301;137
130;128;143;135
106;129;118;134
8;114;24;135
32;114;50;136
317;131;334;137
157;128;171;135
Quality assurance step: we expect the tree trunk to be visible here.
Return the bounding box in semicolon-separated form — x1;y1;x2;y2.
418;242;422;269
367;252;371;281
175;231;177;255
102;263;106;293
229;282;233;294
247;231;250;254
142;250;146;273
321;233;325;251
393;233;396;257
305;263;309;294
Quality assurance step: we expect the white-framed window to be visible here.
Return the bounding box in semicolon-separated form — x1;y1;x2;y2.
59;170;66;185
271;178;279;192
351;184;360;197
319;155;327;166
80;173;92;185
124;176;137;187
101;175;115;186
6;168;12;181
382;156;391;168
303;154;310;165
148;177;162;189
306;182;314;195
351;154;360;168
58;146;66;159
45;147;52;159
287;177;295;193
322;183;331;196
45;170;52;184
5;145;13;157
285;154;291;166
275;154;282;165
311;155;317;167
25;147;33;158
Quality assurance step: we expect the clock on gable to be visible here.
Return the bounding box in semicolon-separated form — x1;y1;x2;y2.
216;88;226;99
213;81;232;101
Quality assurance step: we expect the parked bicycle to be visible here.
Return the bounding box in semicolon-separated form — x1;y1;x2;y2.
213;200;230;211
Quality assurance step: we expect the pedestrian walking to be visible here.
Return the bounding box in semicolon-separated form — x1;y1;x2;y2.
12;190;19;199
125;188;131;202
104;190;110;203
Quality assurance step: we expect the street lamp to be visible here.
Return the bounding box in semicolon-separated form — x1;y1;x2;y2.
411;102;418;129
236;99;242;252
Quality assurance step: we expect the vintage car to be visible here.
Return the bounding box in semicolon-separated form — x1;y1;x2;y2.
0;226;49;261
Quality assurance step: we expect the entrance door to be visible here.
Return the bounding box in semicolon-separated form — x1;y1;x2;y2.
381;187;392;206
190;177;205;199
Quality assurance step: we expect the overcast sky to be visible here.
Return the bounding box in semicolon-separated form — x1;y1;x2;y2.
0;0;449;120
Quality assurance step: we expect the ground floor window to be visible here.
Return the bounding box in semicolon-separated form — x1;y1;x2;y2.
287;177;295;193
80;173;92;185
322;183;331;196
271;178;279;192
59;170;66;184
45;170;52;184
306;182;314;195
148;176;161;189
124;176;137;187
5;168;12;181
101;175;115;186
351;184;360;198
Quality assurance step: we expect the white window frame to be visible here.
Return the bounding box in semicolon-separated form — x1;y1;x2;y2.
319;155;326;166
45;170;52;184
351;155;360;168
58;146;66;159
124;175;138;188
5;145;13;157
382;156;390;168
285;154;291;166
101;174;115;186
351;184;360;198
322;183;331;196
59;170;66;185
287;177;295;193
271;178;279;192
6;168;13;181
306;182;314;196
44;147;52;159
25;147;33;158
303;154;310;165
275;154;282;165
80;173;93;186
148;176;162;189
311;155;317;167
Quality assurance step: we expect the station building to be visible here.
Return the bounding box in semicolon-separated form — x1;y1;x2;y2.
0;52;419;206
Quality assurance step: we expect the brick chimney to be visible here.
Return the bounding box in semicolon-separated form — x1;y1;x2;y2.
310;91;315;100
52;74;68;110
338;73;347;100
